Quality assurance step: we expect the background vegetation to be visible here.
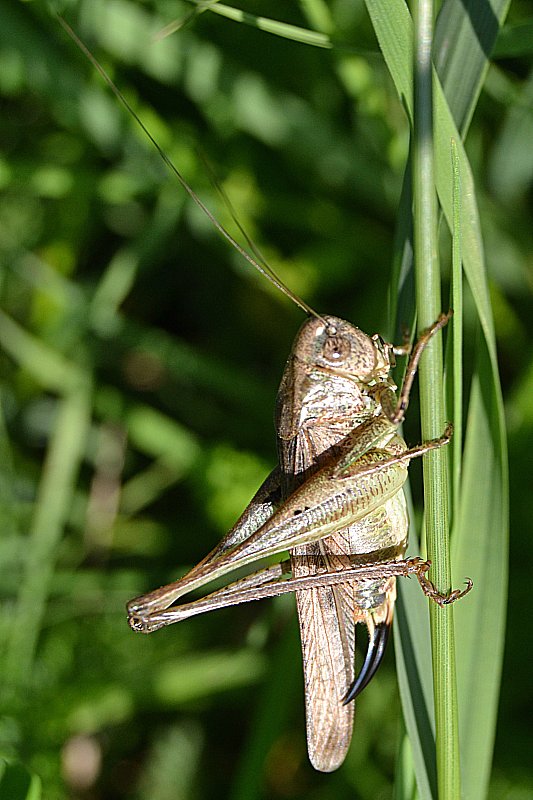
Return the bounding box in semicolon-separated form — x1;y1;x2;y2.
1;0;531;798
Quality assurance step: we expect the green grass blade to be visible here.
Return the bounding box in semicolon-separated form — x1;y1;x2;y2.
451;344;509;799
433;58;508;800
179;0;372;54
0;386;20;540
4;381;92;690
394;567;434;800
393;727;418;800
365;0;508;797
412;2;461;797
0;762;42;800
492;19;533;58
389;0;510;324
0;311;84;394
434;0;512;135
186;0;334;49
449;140;463;517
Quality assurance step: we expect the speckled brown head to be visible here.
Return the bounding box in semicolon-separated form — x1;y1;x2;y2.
289;314;394;383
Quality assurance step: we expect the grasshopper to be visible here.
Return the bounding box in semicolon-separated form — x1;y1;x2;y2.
61;16;472;773
127;312;471;771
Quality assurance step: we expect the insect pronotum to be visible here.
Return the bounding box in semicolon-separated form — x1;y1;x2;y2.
60;16;472;773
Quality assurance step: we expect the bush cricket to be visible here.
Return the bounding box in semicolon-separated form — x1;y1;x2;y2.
60;16;472;773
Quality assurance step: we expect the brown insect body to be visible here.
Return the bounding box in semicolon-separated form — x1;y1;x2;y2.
277;315;408;771
124;312;469;775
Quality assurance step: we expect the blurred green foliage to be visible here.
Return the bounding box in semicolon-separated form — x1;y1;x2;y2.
0;0;531;798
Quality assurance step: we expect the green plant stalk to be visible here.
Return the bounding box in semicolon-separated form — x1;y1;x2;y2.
365;0;508;795
412;1;461;798
450;140;463;518
4;381;91;691
186;0;334;48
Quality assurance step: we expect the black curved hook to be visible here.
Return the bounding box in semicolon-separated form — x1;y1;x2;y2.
342;620;391;705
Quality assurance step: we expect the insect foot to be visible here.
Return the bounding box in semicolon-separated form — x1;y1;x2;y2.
410;559;474;607
127;611;152;634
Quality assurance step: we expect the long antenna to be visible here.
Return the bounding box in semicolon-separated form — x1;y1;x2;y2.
57;15;323;322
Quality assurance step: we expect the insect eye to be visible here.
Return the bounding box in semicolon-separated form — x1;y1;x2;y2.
323;335;350;363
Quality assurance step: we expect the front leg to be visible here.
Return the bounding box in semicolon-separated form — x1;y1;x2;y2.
333;424;453;479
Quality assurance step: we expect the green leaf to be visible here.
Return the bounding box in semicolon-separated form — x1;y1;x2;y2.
434;0;512;135
365;0;508;797
493;20;533;57
451;342;508;798
187;0;334;48
0;762;42;800
4;382;92;689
